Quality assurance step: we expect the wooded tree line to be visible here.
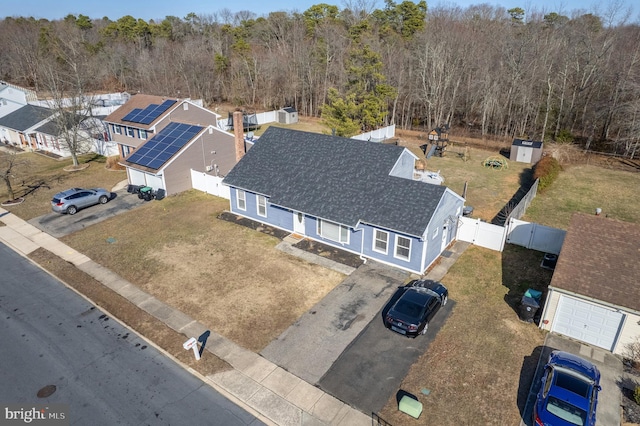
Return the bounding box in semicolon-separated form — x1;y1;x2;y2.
1;1;638;157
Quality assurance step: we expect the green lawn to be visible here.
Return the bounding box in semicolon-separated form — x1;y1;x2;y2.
523;164;640;228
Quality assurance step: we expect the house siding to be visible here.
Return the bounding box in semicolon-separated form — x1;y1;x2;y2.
162;128;234;195
160;102;218;128
228;188;435;274
422;189;464;270
614;311;640;356
389;149;418;179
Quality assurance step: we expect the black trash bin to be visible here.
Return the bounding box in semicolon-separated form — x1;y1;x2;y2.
520;296;540;322
519;295;539;322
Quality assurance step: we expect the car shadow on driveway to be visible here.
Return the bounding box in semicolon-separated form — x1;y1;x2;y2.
317;299;455;416
518;344;555;426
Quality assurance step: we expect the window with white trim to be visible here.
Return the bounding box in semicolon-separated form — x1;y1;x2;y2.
395;236;411;260
432;227;439;239
126;126;135;137
257;195;267;217
122;145;133;157
317;219;349;243
114;124;122;134
139;129;147;140
236;190;246;210
373;229;389;254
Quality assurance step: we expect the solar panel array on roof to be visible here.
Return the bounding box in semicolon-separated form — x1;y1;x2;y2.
122;99;177;125
126;122;203;170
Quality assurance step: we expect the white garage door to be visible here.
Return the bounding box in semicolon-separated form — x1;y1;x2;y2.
552;295;624;351
129;169;146;186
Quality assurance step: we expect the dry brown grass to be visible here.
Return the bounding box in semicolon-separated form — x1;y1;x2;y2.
59;190;345;352
28;247;231;376
0;152;127;220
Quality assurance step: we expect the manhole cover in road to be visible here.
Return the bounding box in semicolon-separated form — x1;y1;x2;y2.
37;385;57;398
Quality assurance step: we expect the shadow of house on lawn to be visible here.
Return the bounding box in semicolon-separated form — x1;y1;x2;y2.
501;244;553;324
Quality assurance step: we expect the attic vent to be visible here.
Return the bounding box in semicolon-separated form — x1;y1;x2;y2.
183;103;188;110
208;127;213;134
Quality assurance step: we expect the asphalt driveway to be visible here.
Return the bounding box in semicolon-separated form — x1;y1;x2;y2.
29;189;146;238
318;298;454;415
260;261;408;384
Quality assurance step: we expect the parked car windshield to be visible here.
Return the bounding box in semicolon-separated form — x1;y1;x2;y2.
545;396;586;426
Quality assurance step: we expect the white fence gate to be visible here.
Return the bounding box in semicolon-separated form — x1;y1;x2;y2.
506;218;566;254
457;216;565;254
190;170;230;199
457;217;507;251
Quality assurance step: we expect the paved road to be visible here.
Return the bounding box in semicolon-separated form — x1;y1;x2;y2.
0;242;264;426
29;189;146;238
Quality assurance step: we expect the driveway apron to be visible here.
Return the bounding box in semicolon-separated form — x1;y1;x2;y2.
260;261;408;384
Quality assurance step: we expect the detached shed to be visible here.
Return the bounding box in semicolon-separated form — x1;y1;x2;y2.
510;139;543;164
278;107;298;125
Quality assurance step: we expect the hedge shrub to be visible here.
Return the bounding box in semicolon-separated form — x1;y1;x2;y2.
533;155;562;192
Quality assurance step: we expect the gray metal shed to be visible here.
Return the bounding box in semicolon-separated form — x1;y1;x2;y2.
510;139;543;164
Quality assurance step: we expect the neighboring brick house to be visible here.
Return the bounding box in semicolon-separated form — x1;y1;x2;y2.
539;213;640;354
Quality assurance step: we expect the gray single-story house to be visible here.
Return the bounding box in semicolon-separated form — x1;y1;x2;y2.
510;139;543;164
222;127;465;275
539;213;640;354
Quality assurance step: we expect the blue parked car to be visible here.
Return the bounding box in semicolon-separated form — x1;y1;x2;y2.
533;350;601;426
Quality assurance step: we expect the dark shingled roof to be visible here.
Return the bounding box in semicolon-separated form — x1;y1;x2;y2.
223;127;449;237
550;213;640;312
0;104;54;131
512;138;543;148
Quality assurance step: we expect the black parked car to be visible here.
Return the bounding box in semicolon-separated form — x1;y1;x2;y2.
384;279;448;337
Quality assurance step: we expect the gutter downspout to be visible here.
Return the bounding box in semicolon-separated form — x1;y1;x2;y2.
355;225;367;264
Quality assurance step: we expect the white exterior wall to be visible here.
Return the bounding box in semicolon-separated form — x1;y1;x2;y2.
614;311;640;356
541;288;640;355
539;289;560;331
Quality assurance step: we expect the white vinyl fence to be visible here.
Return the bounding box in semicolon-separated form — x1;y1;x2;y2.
457;217;565;254
506;219;566;254
190;170;230;199
457;217;507;251
351;125;396;142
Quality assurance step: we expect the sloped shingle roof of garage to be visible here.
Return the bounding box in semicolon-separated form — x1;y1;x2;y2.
223;127;448;237
551;213;640;312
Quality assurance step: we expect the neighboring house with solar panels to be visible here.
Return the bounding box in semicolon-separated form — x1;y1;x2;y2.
106;93;240;196
222;127;465;275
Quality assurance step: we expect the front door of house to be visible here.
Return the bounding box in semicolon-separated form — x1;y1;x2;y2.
441;223;449;252
293;211;305;235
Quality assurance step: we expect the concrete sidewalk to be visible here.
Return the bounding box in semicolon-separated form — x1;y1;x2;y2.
0;207;370;426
